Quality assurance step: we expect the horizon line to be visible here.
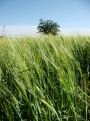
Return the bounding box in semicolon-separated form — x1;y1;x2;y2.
0;25;90;36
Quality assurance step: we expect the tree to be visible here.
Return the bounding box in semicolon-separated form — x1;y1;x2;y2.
37;19;60;35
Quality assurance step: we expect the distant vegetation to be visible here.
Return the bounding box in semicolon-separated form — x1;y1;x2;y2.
0;35;90;121
38;19;60;35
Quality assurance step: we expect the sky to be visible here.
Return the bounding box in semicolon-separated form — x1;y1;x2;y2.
0;0;90;36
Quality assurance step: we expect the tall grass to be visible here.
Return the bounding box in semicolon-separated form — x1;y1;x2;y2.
0;35;90;121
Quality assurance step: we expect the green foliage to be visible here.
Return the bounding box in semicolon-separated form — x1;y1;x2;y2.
38;19;60;35
0;35;90;121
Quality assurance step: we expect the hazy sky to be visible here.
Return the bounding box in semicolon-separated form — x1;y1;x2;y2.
0;0;90;35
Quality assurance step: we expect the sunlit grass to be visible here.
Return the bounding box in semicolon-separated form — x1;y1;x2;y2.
0;35;90;121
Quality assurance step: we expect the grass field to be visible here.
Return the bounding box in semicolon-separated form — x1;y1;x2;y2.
0;35;90;121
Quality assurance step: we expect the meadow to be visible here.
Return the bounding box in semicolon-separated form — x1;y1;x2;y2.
0;35;90;121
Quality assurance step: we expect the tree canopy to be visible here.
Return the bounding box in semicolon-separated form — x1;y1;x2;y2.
37;19;60;35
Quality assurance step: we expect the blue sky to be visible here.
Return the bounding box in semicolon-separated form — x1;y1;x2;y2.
0;0;90;35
